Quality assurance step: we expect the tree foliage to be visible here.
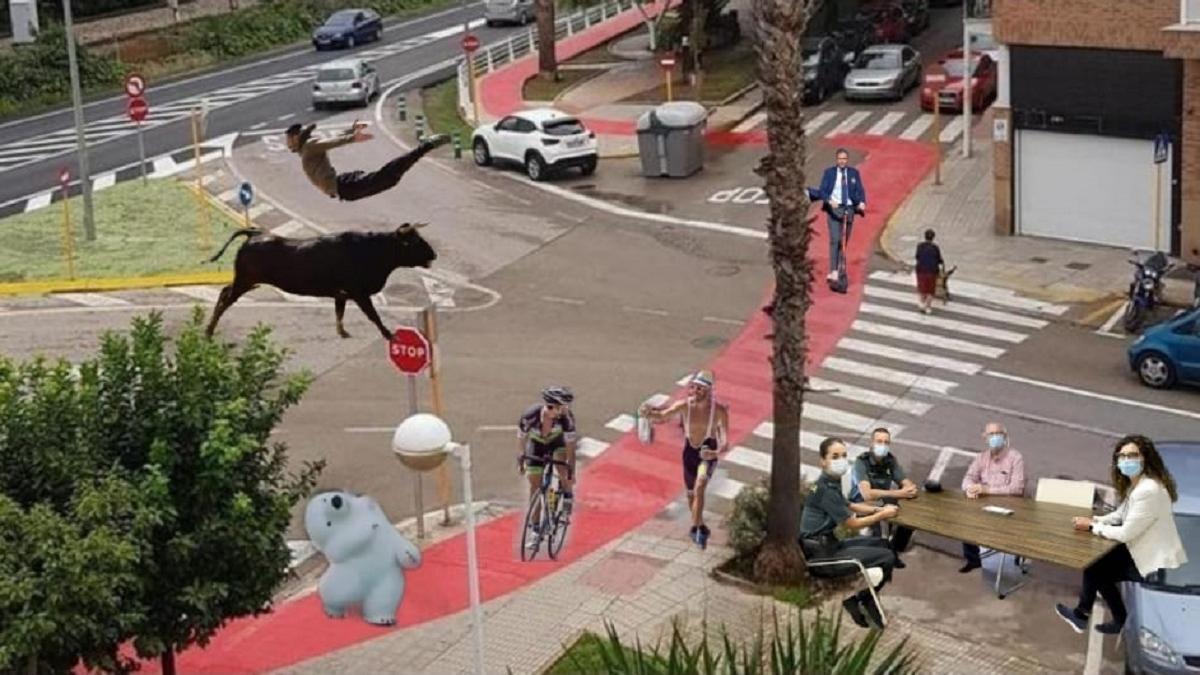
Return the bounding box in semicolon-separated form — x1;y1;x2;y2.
0;310;322;674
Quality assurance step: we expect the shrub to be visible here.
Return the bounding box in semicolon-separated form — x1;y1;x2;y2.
0;23;123;110
725;479;808;559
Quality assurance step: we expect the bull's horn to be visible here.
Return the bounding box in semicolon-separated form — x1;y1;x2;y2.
397;223;413;232
412;222;428;229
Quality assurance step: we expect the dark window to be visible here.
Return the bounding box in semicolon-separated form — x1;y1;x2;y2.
543;119;586;136
497;117;521;132
514;119;537;133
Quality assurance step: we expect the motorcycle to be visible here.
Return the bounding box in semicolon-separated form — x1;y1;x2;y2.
1123;250;1174;333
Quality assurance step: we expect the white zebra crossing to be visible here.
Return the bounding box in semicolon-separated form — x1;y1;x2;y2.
862;286;1049;329
822;356;959;395
851;319;1007;358
858;303;1028;343
807;377;933;417
898;114;934;140
867;111;906;136
869;271;1069;315
804;111;839;135
803;402;907;437
836;337;984;375
939;116;966;143
825;111;872;138
725;445;823;482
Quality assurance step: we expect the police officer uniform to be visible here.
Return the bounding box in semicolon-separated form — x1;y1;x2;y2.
851;453;915;552
800;471;898;626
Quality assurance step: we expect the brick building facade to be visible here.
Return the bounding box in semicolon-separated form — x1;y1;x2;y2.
991;0;1200;264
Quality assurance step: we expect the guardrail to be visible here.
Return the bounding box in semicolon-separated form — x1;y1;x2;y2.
456;0;638;124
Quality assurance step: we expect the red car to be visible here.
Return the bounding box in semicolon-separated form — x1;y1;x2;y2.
919;50;997;112
869;4;910;43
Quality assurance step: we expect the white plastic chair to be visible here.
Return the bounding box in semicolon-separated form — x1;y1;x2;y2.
806;559;888;628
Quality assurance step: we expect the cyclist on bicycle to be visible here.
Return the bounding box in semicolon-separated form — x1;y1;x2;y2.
518;386;578;522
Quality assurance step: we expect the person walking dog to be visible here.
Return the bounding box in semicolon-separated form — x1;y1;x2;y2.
915;229;944;314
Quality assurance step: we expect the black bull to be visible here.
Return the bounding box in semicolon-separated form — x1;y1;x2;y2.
204;223;437;340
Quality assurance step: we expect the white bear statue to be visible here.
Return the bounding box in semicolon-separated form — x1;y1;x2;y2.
303;490;422;625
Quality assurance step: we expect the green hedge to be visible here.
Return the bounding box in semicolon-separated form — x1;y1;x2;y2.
0;24;123;118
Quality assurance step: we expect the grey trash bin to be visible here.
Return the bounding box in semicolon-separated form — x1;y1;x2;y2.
636;101;708;178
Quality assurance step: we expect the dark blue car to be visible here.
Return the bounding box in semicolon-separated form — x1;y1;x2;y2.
1127;307;1200;389
312;9;382;51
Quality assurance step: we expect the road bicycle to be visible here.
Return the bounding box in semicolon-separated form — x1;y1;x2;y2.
519;454;574;561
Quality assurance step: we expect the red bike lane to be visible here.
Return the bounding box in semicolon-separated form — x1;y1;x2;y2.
126;134;933;674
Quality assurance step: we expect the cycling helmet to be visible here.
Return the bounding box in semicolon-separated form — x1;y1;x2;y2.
542;386;574;405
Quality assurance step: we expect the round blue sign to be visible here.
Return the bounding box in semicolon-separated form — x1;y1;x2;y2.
238;182;254;207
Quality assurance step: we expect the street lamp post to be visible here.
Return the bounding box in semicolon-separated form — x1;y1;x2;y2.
392;414;484;675
62;0;96;241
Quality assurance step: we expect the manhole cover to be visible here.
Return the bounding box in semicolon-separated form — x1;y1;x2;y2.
691;336;728;349
707;264;741;277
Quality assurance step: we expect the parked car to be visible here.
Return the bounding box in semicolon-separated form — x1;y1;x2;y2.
1122;441;1200;674
472;108;598;181
919;50;997;112
1127;306;1200;389
312;9;382;50
312;59;380;109
484;0;534;26
867;4;910;44
844;44;922;101
830;18;872;58
900;0;931;35
801;37;849;104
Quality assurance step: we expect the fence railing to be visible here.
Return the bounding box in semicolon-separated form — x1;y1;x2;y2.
456;0;638;124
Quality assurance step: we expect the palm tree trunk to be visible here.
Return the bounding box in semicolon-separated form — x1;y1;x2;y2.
536;0;558;79
751;0;816;586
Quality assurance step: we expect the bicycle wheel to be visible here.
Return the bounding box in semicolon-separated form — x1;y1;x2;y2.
520;490;547;561
547;492;570;560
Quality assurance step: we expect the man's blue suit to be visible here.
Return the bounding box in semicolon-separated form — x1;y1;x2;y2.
809;165;867;277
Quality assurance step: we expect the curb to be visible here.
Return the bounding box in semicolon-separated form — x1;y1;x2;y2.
0;271;233;297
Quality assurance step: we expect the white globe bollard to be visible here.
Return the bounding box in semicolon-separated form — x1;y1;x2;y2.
392;413;452;472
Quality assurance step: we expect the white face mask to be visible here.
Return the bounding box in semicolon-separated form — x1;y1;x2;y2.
827;458;850;477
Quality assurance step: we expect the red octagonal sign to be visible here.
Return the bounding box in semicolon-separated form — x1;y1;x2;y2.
389;327;431;374
462;34;480;53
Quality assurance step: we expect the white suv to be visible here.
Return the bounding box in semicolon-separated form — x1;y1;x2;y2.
471;108;599;181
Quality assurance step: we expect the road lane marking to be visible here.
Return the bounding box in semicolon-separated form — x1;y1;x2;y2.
725;445;824;483
708;471;745;500
622;306;670;317
821;356;958;395
806;377;933;416
852;319;1007;358
57;293;133;307
863;285;1049;329
578;437;610;458
939;116;965;143
837;336;984;375
983;370;1200;421
1096;300;1127;336
170;285;223;303
869;270;1070;315
541;295;585;305
859;302;1028;343
926;447;956;482
898;114;934;140
867;111;905;136
825;111;871;138
702;316;743;326
804;111;838;134
605;414;635;433
732;112;766;134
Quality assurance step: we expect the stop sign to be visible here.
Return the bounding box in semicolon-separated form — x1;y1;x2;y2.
389;327;431;374
462;33;480;53
128;96;149;123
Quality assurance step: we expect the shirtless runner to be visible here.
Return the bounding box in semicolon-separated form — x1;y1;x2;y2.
639;370;729;549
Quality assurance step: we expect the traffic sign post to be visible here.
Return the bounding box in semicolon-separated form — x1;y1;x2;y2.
926;74;946;186
59;167;76;280
128;96;149;184
390;326;433;537
462;34;482;126
238;181;255;229
660;54;676;102
123;72;146;99
1153;133;1170;250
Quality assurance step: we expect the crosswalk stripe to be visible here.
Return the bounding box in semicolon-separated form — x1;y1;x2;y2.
822;356;958;395
708;472;745;501
25;192;52;211
272;221;306;237
725;446;823;483
57;292;132;307
804;401;907;437
863;286;1049;329
605;414;635;433
867;111;905;135
804;111;838;134
939;116;965;143
733;112;767;134
852;319;1006;358
837;336;983;375
859;303;1028;344
578;437;609;458
807;377;933;416
170;285;222;303
898;114;934;141
753;424;870;459
868;270;1069;315
825;111;871;138
248;203;272;219
275;289;320;303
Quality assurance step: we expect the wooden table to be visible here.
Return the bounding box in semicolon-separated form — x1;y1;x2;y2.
891;491;1119;597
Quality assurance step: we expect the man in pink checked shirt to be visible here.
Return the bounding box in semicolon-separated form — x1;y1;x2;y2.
959;422;1027;574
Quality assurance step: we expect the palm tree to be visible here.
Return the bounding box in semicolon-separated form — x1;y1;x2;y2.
536;0;558;79
750;0;817;585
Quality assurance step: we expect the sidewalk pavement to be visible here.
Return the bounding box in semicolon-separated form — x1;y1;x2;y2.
275;501;1104;674
880;110;1195;316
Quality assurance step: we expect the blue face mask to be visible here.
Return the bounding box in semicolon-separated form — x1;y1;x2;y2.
1117;459;1143;478
872;444;890;458
987;434;1006;451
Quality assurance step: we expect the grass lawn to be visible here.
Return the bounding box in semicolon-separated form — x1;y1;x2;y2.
421;78;477;143
621;42;758;104
0;179;240;283
522;68;608;102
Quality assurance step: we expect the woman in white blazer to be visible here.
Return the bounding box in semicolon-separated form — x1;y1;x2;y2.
1055;435;1187;635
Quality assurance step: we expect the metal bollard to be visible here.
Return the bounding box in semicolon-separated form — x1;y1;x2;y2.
415;114;425;143
452;132;462;159
397;97;407;122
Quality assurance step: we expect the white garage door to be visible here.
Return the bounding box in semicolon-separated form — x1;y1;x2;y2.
1016;130;1173;250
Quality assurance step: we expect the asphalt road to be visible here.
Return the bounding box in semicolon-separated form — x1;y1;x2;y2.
0;1;526;211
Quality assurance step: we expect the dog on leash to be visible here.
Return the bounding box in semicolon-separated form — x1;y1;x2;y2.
935;265;957;304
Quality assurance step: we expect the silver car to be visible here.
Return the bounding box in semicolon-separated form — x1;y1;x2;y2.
1122;441;1200;674
312;59;380;109
484;0;534;26
843;44;922;101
